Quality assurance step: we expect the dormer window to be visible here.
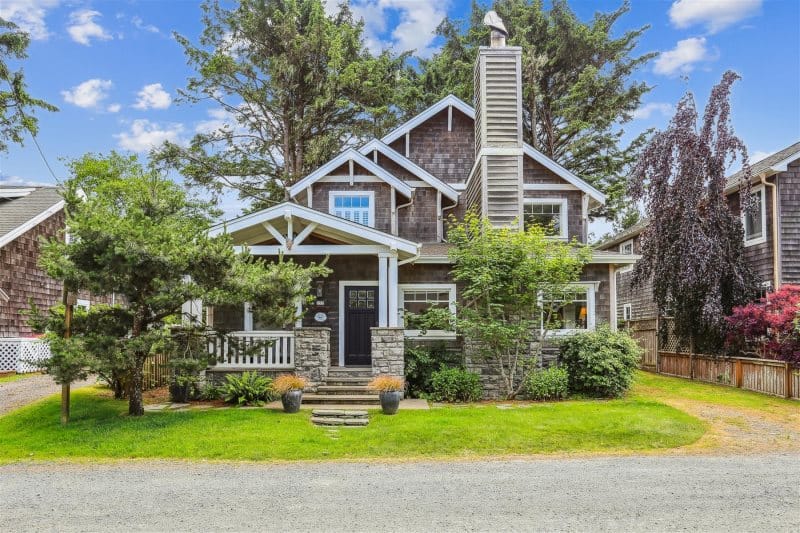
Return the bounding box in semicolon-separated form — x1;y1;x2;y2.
523;199;568;239
743;185;766;246
329;191;374;228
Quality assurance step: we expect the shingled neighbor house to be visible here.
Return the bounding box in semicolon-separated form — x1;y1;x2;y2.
0;185;111;373
598;141;800;324
204;33;637;398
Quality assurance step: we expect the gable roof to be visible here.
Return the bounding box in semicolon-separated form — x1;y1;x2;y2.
0;187;64;249
210;201;419;257
358;139;459;202
379;94;605;205
287;148;412;199
725;141;800;192
594;218;648;250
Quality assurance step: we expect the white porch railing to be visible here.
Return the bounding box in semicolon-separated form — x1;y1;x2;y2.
0;337;51;373
209;331;295;369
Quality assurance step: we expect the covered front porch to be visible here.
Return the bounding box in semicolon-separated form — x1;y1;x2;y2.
206;203;420;385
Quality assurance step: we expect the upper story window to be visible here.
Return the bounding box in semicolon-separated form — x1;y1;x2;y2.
523;199;568;239
743;185;766;246
619;239;634;254
329;191;374;227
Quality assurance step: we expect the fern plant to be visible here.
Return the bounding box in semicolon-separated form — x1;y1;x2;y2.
222;372;275;406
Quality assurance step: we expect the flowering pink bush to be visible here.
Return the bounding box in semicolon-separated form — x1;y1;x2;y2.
725;285;800;363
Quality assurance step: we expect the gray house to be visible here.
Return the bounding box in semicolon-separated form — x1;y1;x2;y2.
598;141;800;324
205;31;636;398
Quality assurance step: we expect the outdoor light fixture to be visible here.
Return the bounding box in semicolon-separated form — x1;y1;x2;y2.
315;280;325;305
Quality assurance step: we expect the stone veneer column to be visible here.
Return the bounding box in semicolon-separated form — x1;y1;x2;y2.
370;327;405;377
293;327;330;391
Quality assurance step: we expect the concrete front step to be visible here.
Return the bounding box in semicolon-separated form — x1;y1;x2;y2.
302;393;380;404
327;368;373;378
316;385;373;395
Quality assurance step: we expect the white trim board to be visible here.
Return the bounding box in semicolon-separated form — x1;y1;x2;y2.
0;200;65;249
743;184;767;247
288;148;412;199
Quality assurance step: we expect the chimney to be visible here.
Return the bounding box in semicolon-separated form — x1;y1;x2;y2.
465;13;523;228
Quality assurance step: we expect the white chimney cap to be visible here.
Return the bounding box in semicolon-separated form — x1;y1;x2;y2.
483;11;508;36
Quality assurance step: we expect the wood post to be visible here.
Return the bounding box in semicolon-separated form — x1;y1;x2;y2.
734;360;743;389
785;362;792;399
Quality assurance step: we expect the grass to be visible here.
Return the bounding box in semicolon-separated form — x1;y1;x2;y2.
0;385;704;463
632;371;799;416
0;372;39;384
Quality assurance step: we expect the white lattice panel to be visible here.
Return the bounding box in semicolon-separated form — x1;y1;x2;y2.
0;338;51;373
0;339;18;372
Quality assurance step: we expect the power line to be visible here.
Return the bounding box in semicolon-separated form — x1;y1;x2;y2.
28;130;59;182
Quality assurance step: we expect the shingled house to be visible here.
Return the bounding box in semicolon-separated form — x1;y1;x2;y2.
597;141;800;324
205;32;636;398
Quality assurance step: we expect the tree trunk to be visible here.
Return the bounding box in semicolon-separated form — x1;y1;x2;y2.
128;356;145;416
60;383;70;426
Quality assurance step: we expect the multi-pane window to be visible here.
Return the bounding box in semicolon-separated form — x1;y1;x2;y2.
743;186;765;245
330;193;373;227
619;239;634;254
524;200;567;238
623;303;633;321
399;284;456;336
541;286;592;331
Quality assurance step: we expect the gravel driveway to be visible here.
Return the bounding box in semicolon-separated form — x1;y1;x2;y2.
0;374;95;416
1;454;798;532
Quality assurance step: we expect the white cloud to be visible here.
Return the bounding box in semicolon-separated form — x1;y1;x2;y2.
0;175;55;187
653;37;714;76
61;79;113;109
67;9;112;46
632;102;673;120
115;119;185;152
133;83;172;110
106;103;121;113
0;0;60;40
329;0;448;58
669;0;762;34
131;15;160;34
195;108;237;134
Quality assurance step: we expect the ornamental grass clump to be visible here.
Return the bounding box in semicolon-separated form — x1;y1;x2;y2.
367;375;404;392
272;374;308;395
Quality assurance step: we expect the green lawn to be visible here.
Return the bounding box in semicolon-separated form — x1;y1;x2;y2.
0;385;704;463
0;372;38;384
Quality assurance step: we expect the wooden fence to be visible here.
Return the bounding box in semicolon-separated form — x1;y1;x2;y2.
142;353;170;391
626;319;658;370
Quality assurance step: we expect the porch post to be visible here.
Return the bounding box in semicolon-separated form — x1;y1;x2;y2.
295;297;303;328
388;254;399;327
378;254;388;327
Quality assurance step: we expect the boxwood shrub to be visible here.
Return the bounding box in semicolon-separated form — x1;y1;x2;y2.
525;365;569;401
429;368;483;402
558;326;642;398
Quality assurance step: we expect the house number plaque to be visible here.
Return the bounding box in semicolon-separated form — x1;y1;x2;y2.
314;312;327;323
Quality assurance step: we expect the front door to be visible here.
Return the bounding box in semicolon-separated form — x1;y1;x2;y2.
344;285;378;366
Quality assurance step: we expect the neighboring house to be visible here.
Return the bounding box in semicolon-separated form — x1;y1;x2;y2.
598;141;800;324
206;34;636;391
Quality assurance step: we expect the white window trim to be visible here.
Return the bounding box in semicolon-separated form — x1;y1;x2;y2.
329;190;376;228
618;239;635;274
743;185;767;247
75;299;90;311
398;283;457;339
540;282;596;336
523;198;569;239
623;303;632;321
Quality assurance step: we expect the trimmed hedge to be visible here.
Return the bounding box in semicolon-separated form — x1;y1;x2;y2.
429;368;483;402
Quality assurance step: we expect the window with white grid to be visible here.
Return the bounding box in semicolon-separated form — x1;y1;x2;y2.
329;192;374;227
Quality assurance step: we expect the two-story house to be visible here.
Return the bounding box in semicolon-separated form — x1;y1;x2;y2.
598;141;800;324
206;32;636;394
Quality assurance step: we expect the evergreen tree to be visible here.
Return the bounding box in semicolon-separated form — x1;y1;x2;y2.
413;0;654;218
155;0;414;210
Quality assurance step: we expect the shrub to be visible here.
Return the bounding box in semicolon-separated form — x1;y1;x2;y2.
197;381;222;401
368;375;404;392
429;368;483;402
404;342;463;398
222;372;275;406
525;366;569;401
272;374;308;395
725;285;800;363
559;326;642;398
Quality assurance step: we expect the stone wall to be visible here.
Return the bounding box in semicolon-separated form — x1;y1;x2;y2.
294;327;330;390
370;327;404;377
464;338;541;400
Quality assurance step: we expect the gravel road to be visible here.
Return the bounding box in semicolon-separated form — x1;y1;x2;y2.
0;374;95;416
1;454;798;532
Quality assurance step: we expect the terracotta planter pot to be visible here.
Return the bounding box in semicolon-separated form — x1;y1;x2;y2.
379;390;403;415
281;389;303;413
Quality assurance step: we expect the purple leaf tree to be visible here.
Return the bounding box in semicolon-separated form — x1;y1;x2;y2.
629;71;759;351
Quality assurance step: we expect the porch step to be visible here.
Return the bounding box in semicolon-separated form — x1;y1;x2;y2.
327;367;373;378
317;385;373;395
302;393;380;405
310;409;369;427
324;377;373;386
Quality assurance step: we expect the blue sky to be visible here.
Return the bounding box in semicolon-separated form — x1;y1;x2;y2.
1;0;799;228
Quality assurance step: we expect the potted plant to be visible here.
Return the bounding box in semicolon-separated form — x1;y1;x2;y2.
368;375;404;415
273;374;308;413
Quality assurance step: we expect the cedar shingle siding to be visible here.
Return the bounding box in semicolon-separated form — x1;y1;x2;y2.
779;159;800;283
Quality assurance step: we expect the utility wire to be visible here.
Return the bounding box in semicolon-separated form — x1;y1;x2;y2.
28;130;59;182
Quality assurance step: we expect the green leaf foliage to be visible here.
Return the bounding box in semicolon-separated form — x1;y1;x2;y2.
412;0;654;218
558;326;642;398
404;342;463;399
525;365;569;401
222;371;276;406
429;368;483;403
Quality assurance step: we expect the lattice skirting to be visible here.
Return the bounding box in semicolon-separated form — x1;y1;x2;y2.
0;338;51;373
